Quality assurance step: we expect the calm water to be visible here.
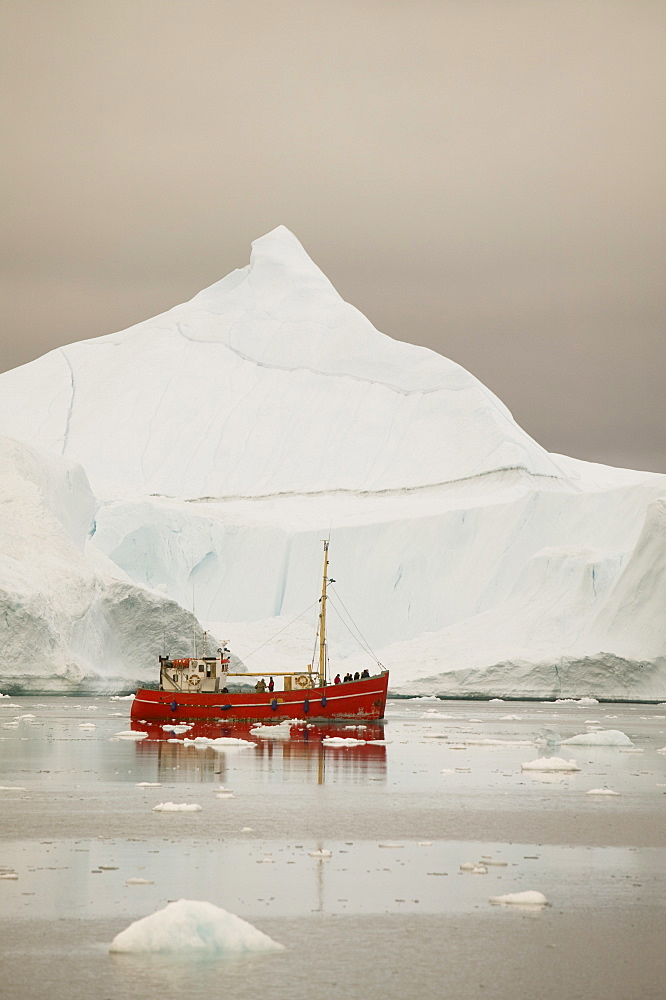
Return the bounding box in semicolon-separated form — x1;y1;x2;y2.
1;697;665;1000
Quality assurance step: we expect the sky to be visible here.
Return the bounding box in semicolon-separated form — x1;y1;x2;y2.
1;1;664;471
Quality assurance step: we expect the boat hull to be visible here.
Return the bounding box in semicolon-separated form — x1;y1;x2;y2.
131;672;389;724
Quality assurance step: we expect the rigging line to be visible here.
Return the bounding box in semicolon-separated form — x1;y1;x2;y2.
240;601;319;661
327;599;382;667
327;587;380;660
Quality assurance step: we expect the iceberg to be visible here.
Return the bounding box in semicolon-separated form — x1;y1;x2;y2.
0;227;664;698
109;898;284;953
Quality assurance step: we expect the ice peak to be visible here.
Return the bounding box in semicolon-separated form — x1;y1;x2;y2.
188;225;339;311
247;225;339;297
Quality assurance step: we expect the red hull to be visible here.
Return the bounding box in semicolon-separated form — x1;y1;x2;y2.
131;671;389;724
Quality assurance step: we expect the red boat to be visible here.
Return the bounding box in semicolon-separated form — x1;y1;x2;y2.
131;541;389;725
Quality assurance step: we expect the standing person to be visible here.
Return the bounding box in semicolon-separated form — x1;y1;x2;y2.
268;676;274;693
334;673;341;684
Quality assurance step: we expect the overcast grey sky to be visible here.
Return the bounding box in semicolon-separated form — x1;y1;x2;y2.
1;1;664;471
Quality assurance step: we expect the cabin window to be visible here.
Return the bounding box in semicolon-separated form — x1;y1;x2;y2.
199;665;204;672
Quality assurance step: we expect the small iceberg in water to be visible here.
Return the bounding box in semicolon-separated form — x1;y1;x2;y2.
109;899;285;953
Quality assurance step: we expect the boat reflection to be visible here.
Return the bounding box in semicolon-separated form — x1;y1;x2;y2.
131;719;387;785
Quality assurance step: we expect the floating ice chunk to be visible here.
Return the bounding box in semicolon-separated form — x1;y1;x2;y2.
500;715;522;721
656;747;666;755
113;731;148;741
521;757;580;772
162;724;192;733
109;899;284;954
183;736;253;747
152;802;202;812
322;737;366;746
379;843;404;849
489;891;549;907
0;872;19;879
586;788;621;796
125;877;155;885
79;723;96;729
250;721;295;739
489;698;505;702
481;859;508;866
417;841;432;846
525;771;570;783
440;769;455;774
460;863;487;874
135;782;161;787
561;730;633;747
110;695;135;701
308;849;332;857
463;738;533;747
215;791;235;799
0;785;27;791
619;749;644;754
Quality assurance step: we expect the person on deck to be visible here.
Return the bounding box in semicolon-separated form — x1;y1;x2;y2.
268;676;274;692
334;674;341;684
255;678;266;693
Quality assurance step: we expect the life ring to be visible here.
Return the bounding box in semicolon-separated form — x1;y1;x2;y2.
295;674;311;689
188;673;201;686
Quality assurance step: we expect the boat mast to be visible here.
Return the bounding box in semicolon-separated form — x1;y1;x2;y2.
318;540;329;687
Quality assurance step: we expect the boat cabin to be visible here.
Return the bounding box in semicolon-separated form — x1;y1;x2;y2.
159;648;230;693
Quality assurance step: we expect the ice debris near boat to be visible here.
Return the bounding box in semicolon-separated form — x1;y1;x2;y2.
109;899;284;954
1;226;665;699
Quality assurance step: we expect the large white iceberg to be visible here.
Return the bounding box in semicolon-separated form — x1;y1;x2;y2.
0;227;664;698
109;899;284;953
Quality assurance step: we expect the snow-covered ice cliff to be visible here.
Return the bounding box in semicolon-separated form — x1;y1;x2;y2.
0;227;664;697
0;437;225;693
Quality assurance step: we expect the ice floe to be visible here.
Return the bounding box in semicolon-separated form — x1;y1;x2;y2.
182;736;253;747
489;891;549;907
109;899;284;953
586;788;621;796
250;721;295;739
521;757;580;772
322;736;367;746
152;802;202;812
561;729;633;746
